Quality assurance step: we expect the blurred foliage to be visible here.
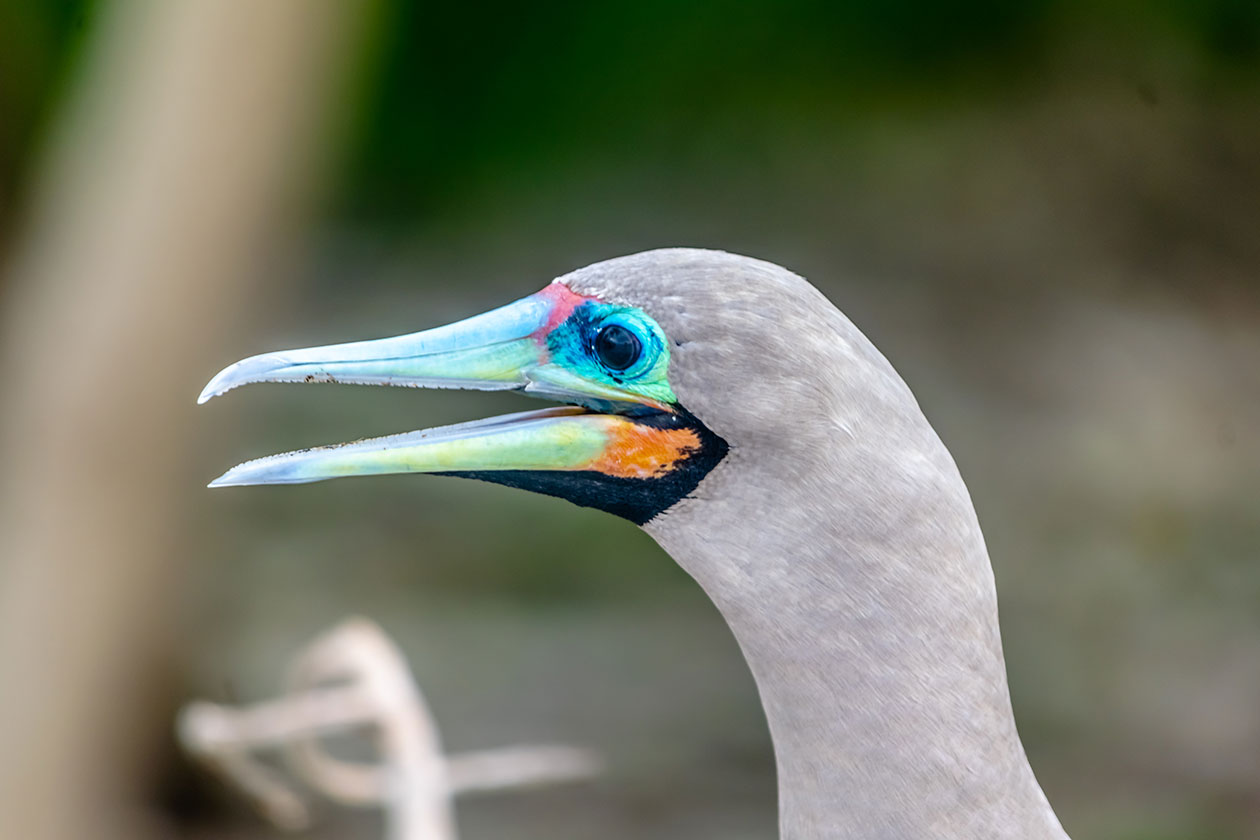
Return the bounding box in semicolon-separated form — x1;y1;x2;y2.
345;0;1055;219
0;0;91;227
4;0;1258;231
343;0;1257;221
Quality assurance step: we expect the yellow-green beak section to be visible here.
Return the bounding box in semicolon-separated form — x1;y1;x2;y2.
208;407;622;487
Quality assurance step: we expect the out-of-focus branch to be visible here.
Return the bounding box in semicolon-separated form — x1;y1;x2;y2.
178;619;600;840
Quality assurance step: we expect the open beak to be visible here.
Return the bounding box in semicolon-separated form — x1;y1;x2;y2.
200;284;699;492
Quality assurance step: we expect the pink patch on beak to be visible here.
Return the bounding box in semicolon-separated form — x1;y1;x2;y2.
535;282;591;335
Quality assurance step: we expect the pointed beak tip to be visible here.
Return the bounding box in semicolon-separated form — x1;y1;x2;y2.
197;364;236;405
208;462;262;488
198;360;255;405
206;457;323;488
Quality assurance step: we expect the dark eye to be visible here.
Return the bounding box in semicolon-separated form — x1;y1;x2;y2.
594;323;642;372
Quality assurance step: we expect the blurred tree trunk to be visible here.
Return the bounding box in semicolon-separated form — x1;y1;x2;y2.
0;2;373;838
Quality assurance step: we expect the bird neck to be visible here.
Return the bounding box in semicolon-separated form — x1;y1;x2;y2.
648;440;1070;839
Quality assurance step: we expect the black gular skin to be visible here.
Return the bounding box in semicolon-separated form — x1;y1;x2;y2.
438;406;728;525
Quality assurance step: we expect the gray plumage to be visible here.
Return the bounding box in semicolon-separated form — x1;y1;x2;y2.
563;249;1070;839
203;247;1073;838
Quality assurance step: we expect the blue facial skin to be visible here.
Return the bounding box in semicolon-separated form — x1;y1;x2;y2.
464;300;727;524
545;302;676;410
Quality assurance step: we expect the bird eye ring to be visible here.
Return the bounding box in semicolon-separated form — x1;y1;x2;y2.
593;323;642;372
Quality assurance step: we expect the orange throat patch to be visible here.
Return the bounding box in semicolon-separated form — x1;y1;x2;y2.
591;421;701;479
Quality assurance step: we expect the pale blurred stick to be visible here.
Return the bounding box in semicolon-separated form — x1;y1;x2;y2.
0;3;374;838
178;619;601;840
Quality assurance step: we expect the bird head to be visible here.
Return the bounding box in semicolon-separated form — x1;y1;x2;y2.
201;248;906;525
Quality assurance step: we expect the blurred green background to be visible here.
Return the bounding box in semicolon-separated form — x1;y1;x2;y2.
1;1;1258;839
